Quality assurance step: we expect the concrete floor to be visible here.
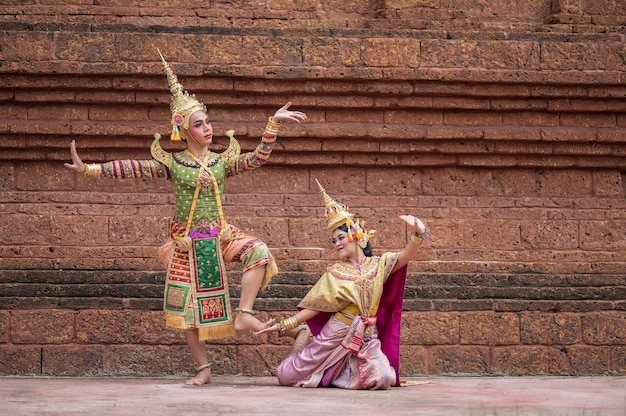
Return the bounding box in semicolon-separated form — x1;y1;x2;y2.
1;375;625;416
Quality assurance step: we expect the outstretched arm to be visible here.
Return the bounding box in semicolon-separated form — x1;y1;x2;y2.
391;215;429;273
228;102;307;175
63;139;170;179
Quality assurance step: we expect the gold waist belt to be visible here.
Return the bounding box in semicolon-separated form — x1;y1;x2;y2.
172;217;221;235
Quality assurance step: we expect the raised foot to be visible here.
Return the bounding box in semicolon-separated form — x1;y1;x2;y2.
234;311;265;332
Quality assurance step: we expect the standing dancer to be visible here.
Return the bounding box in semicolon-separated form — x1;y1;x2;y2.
65;51;307;385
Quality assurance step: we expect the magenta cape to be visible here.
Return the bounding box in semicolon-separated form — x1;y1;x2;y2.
303;264;408;387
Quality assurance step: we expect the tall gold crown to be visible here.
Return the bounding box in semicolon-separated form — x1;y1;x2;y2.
315;179;375;247
315;179;354;230
158;49;207;140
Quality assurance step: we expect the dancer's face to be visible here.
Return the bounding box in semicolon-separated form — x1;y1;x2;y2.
184;110;213;146
332;228;358;261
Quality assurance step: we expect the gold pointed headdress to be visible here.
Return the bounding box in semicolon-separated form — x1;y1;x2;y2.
158;49;207;140
315;179;375;247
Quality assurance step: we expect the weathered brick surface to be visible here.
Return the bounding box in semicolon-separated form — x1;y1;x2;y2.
0;1;625;378
43;345;105;376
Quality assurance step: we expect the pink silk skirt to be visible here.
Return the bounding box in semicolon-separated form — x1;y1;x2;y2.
276;315;396;390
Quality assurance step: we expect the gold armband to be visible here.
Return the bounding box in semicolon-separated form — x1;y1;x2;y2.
410;228;430;246
83;163;102;177
266;116;282;134
278;315;298;336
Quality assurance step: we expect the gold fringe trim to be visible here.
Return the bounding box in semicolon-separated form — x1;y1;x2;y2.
165;314;236;340
262;259;278;290
165;314;187;329
199;324;235;341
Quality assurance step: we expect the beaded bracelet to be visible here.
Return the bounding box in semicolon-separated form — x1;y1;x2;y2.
83;163;102;177
410;228;430;245
278;315;298;335
266;116;282;134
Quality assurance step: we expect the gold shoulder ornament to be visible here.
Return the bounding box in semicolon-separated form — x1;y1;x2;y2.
220;129;241;166
150;133;173;168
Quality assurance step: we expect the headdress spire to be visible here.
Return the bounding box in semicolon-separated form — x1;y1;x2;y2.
158;49;207;140
315;178;375;247
315;178;354;231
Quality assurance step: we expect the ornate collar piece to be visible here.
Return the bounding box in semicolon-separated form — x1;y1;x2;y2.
173;150;219;168
328;257;377;281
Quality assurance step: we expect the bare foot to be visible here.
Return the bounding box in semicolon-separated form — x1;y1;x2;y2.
234;311;265;332
186;367;211;385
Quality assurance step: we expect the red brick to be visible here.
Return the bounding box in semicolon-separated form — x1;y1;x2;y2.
325;110;383;124
365;169;422;196
520;313;582;344
482;40;541;70
492;346;571;375
422;168;480;196
49;215;110;245
108;216;167;245
399;345;428;375
0;345;41;375
0;311;8;343
421;40;481;68
580;220;626;250
612;346;626;374
0;164;15;191
241;37;303;66
0;31;52;61
540;42;599;71
561;113;617;128
425;126;484;140
55;32;118;62
479;169;540;196
118;33;184;62
11;310;75;344
566;345;611;375
106;345;173;375
89;106;149;122
582;313;626;345
76;310;144;344
28;104;89;121
599;42;626;71
0;215;51;245
593;171;624;198
402;312;459;345
444;111;503;126
433;97;490;110
460;312;520;345
430;346;489;374
520;220;579;249
43;345;105;376
385;110;442;125
503;111;559;126
538;170;593;197
303;38;361;67
491;98;547;111
362;38;420;68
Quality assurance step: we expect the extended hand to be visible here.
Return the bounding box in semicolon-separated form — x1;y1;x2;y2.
272;102;307;123
253;321;279;336
399;214;426;234
63;140;85;173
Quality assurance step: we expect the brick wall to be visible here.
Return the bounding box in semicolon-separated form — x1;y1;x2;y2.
0;0;625;377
